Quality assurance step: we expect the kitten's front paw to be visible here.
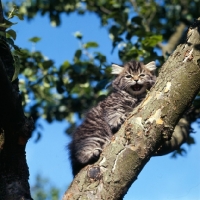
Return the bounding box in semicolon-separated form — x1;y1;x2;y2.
93;149;101;158
109;114;126;133
87;148;102;163
78;148;102;164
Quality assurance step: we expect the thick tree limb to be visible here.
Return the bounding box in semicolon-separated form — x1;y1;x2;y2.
0;2;33;199
0;46;33;200
64;18;200;200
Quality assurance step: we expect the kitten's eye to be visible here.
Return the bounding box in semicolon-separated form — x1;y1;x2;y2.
126;75;132;78
140;74;145;77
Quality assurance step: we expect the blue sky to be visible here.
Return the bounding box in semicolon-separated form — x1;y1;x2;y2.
13;12;200;200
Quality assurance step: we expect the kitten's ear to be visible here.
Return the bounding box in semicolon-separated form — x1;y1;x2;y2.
145;61;156;72
111;64;123;75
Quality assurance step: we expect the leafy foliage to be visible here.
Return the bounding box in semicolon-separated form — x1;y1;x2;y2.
0;5;23;82
18;36;110;131
31;174;61;200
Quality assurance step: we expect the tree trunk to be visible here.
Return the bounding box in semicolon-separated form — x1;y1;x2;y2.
0;2;33;199
63;18;200;200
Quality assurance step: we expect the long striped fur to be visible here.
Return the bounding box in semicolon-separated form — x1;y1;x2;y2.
69;60;156;176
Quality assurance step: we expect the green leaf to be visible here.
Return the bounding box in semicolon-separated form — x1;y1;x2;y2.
0;20;17;29
13;45;22;52
29;37;41;43
6;38;14;47
7;5;24;20
8;5;18;19
60;61;70;73
15;13;24;20
56;80;65;94
74;49;82;60
12;56;21;82
94;52;106;63
6;29;17;40
72;64;87;74
73;31;83;40
131;16;143;24
96;79;109;90
83;42;99;49
142;35;163;47
42;60;54;69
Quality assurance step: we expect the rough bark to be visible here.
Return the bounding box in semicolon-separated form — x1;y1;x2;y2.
154;102;200;156
154;116;190;156
63;18;200;200
0;2;33;199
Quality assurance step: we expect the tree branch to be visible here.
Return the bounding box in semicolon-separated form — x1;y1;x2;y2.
63;18;200;199
160;22;186;57
0;1;33;198
130;0;156;32
154;116;190;155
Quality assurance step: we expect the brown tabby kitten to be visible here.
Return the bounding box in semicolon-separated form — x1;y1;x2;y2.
69;60;156;176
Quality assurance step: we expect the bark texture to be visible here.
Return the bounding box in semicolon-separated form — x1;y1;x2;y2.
0;2;33;199
63;18;200;200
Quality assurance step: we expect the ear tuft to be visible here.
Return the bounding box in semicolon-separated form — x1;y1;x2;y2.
111;64;123;75
145;61;156;71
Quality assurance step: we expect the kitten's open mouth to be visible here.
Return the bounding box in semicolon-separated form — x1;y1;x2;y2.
131;84;143;91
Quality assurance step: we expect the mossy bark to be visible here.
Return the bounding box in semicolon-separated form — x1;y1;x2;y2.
63;18;200;200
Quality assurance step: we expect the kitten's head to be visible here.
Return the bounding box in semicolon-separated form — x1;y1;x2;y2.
111;60;156;96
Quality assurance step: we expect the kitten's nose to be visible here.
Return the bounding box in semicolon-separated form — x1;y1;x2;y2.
133;76;139;81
